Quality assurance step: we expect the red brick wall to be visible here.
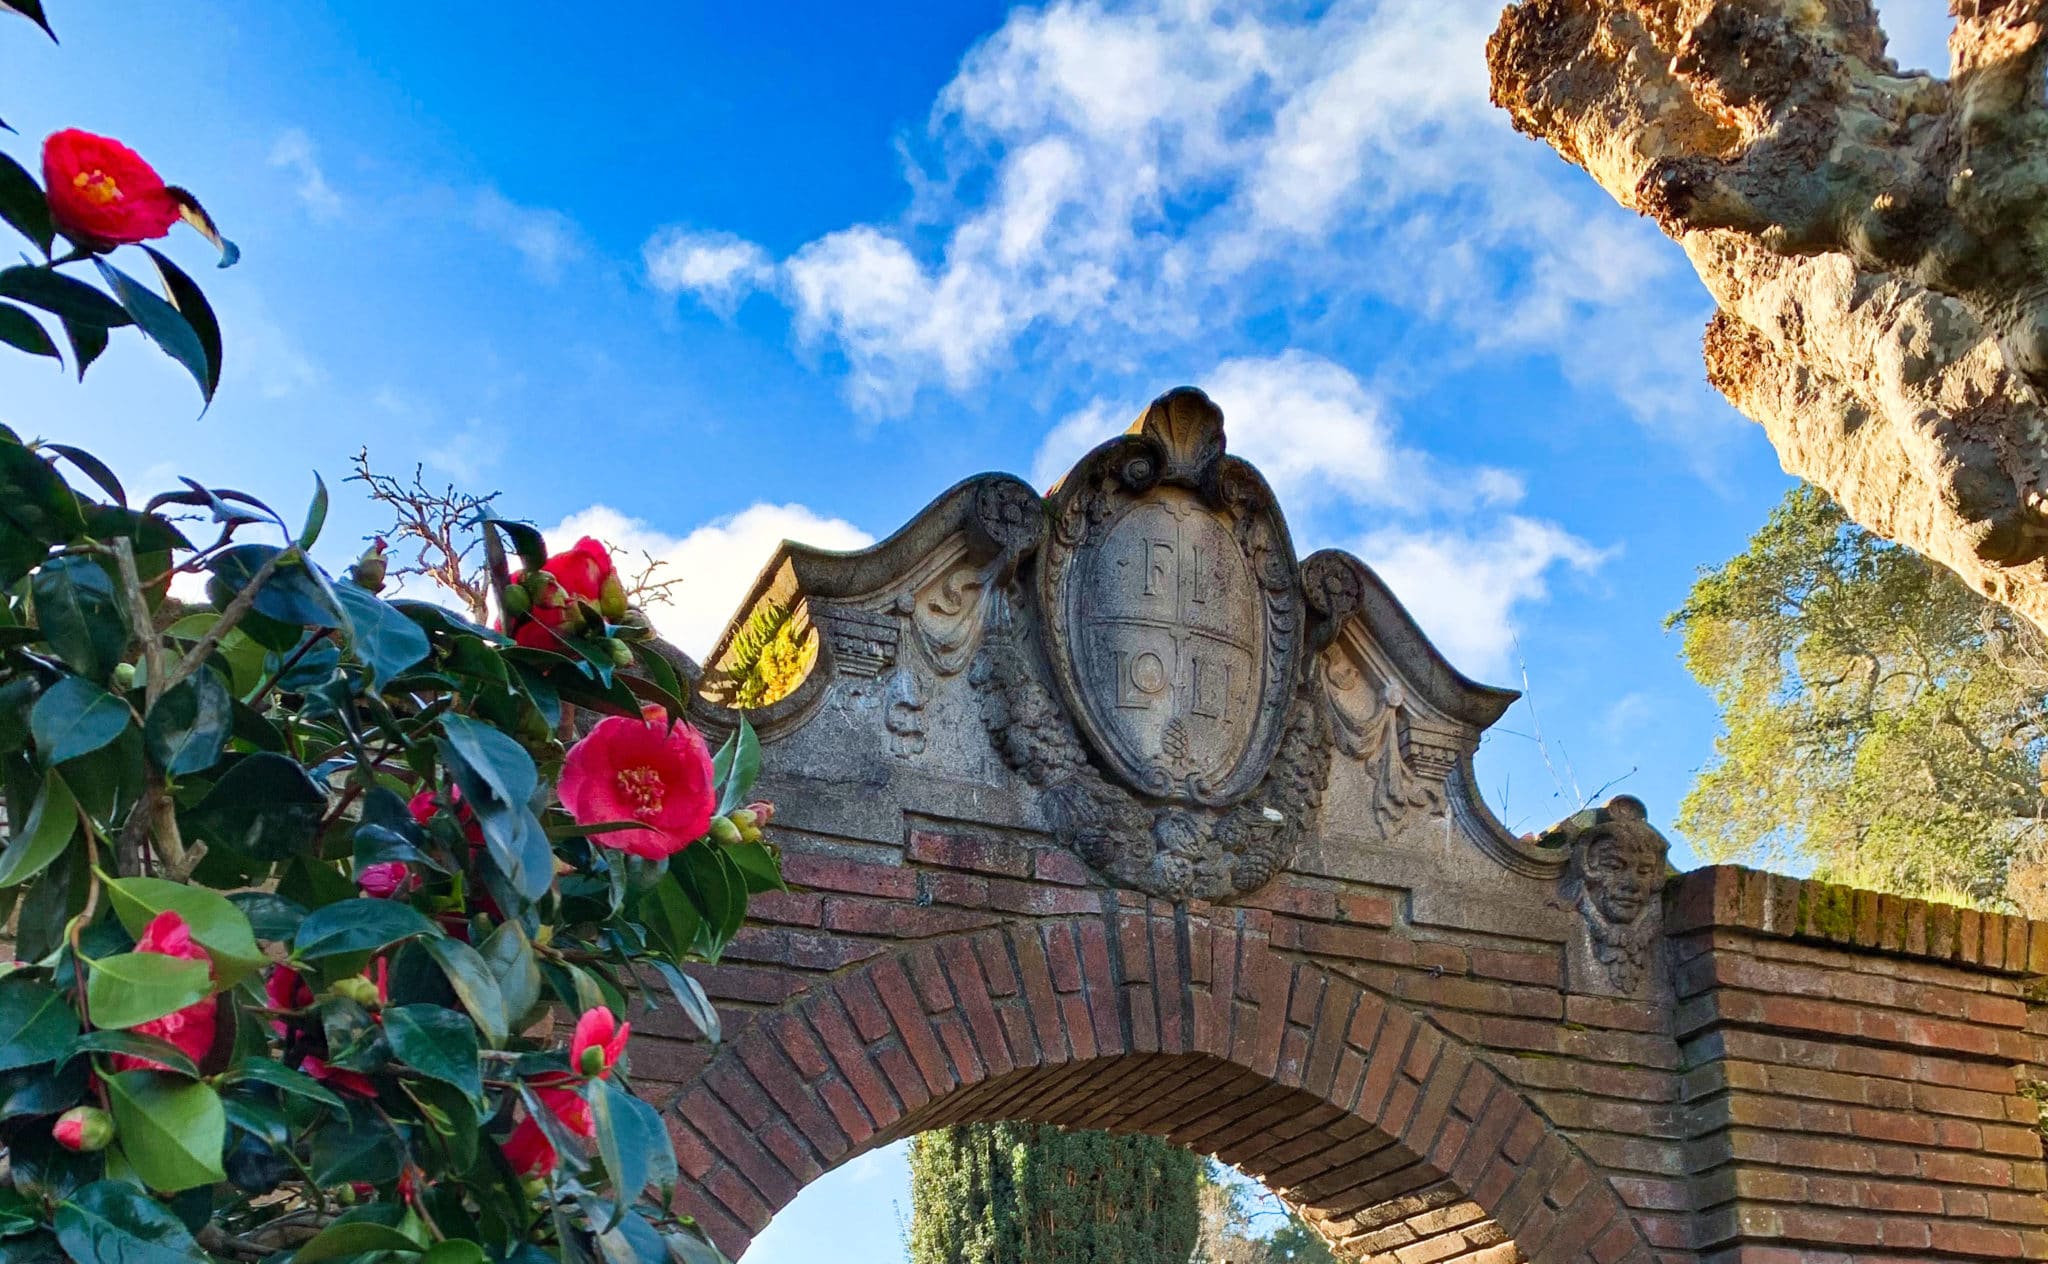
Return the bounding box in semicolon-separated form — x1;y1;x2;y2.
634;829;2048;1264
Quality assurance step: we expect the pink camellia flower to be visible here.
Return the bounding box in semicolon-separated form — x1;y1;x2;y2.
109;911;216;1073
408;786;484;848
503;1114;557;1177
571;1007;629;1079
357;861;417;899
41;129;180;247
265;964;315;1037
558;711;716;860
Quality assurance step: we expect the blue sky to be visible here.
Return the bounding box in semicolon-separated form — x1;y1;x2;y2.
0;2;1948;1258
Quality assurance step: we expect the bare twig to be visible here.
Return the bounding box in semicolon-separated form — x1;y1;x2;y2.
347;448;499;621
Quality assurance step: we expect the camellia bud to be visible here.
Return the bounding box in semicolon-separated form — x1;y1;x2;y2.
112;662;137;690
599;572;629;623
606;638;634;668
331;976;382;1008
744;801;775;828
53;1106;113;1152
501;584;532;618
350;537;389;593
709;817;743;846
579;1045;607;1076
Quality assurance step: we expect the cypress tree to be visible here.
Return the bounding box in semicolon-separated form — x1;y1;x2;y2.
908;1124;1200;1264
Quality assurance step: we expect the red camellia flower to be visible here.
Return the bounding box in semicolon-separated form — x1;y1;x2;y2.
301;1055;378;1099
542;537;615;603
357;861;418;899
265;964;315;1037
503;1114;557;1177
110;912;216;1072
41;129;181;247
510;571;575;652
558;711;716;859
408;786;484;848
571;1007;629;1078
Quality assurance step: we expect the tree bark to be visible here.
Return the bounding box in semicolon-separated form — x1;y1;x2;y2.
1487;1;2048;628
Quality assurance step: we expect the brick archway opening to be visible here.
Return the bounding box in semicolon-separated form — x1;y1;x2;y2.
663;916;1651;1264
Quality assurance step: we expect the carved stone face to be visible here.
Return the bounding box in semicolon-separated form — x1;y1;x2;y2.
1578;822;1664;926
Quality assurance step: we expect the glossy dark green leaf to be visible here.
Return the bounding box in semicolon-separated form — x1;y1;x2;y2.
293;1217;423;1263
334;581;430;693
104;876;264;986
32;554;127;682
59;314;107;381
103;1072;225;1192
142;667;231;776
227;891;306;941
673;842;745;960
0;429;84;580
591;1078;662;1213
383;1003;482;1103
310;1105;402;1185
29;675;131;763
44;444;125;506
711;713;760;815
228;1056;344;1112
422;1241;487;1264
0;266;129;328
85;952;211;1030
0;1053;88;1120
65;1031;198;1079
292;897;439;960
480;513;548;573
0;0;55;39
439;713;552;901
0;768;75;888
421;936;507;1047
140;247;222;396
160;191;238;269
91;259;210;402
0;301;56;360
479;919;543;1031
723;840;786;894
0;151;53;255
186;752;325;860
0;976;79;1070
54;1181;209;1264
205;543;344;629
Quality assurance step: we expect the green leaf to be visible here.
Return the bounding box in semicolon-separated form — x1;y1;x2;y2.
29;675;132;763
85;953;211;1031
186;752;326;860
649;959;719;1044
140;247;222;396
298;472;328;551
0;0;56;40
90;260;210;402
59;314;107;381
227;1056;344;1111
65;1031;198;1079
292;898;439;960
205;543;345;629
54;1181;209;1264
227;891;306;941
142;668;231;776
712;714;760;816
334;581;431;693
32;554;128;682
0;266;130;328
383;1003;483;1103
44;444;126;506
674;842;745;959
480;513;548;573
478;920;543;1031
421;936;507;1047
0;301;56;360
103;1072;226;1192
103;877;264;987
160;191;238;269
293;1217;423;1264
422;1242;488;1264
310;1105;402;1185
591;1078;662;1212
0;769;76;888
0;152;52;256
0;977;79;1070
439;713;552;902
724;840;787;893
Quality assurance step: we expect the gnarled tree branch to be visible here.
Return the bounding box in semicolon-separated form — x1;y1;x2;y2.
1489;0;2048;629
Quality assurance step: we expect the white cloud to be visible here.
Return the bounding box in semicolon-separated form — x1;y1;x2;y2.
644;228;775;315
421;418;498;485
471;189;584;283
269;128;341;220
219;294;323;401
1358;517;1610;678
660;0;1726;441
541;503;874;657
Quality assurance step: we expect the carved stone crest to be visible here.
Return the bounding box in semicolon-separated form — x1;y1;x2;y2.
1038;388;1304;806
1541;796;1671;995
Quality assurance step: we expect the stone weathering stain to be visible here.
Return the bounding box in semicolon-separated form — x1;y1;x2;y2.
645;388;2048;1263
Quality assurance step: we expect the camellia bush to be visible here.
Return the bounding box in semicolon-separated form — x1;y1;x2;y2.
0;5;780;1261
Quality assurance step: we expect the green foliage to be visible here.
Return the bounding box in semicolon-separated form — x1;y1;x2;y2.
1671;485;2048;910
718;601;814;710
908;1125;1200;1264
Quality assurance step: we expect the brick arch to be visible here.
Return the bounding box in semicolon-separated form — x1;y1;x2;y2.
664;914;1654;1264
